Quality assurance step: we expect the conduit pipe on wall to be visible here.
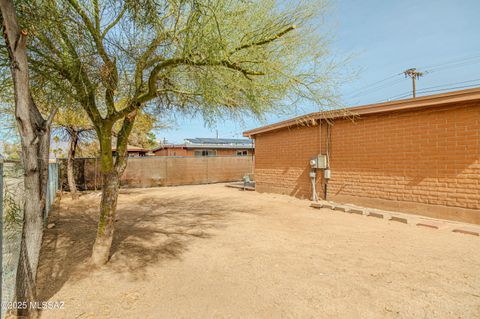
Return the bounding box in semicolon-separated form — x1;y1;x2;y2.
311;119;332;201
311;170;319;201
324;122;332;200
312;119;322;201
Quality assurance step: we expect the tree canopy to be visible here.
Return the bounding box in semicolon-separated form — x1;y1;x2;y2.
21;0;335;125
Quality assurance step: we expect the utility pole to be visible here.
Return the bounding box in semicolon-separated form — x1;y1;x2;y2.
403;68;424;98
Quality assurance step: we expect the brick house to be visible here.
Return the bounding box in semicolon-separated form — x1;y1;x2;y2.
244;88;480;224
152;138;254;157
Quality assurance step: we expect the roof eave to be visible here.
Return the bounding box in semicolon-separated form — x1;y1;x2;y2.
243;87;480;137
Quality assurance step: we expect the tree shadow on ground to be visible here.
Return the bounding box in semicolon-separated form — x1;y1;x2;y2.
36;188;253;302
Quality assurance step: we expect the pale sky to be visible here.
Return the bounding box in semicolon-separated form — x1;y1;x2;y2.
155;0;480;143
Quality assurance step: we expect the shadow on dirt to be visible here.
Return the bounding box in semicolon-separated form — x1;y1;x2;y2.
36;188;252;301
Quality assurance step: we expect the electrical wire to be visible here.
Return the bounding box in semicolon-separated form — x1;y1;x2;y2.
386;81;480;101
346;54;480;98
344;73;403;98
419;53;480;72
349;78;405;99
411;83;480;95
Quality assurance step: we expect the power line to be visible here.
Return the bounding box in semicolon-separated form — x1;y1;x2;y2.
345;73;403;98
389;78;480;100
348;77;404;100
386;79;480;101
410;83;480;95
427;59;480;74
419;53;480;72
344;53;480;102
418;78;480;91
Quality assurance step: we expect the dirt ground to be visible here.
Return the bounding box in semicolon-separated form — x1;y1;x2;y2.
37;184;480;318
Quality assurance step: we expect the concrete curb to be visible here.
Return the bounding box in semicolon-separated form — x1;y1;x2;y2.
310;201;480;237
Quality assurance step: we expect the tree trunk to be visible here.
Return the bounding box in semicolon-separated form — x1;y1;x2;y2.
67;129;79;199
1;1;55;316
91;169;120;265
15;130;49;318
91;112;137;266
91;127;118;266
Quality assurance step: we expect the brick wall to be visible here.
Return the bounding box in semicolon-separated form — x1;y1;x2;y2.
254;123;323;198
253;102;480;223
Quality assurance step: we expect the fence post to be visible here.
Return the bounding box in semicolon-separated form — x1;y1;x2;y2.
45;161;59;222
206;156;209;184
0;155;3;315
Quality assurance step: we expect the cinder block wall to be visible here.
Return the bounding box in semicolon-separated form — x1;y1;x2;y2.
253;102;480;223
61;156;253;189
254;123;323;198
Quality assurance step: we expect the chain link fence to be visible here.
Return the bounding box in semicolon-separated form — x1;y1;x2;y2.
1;160;24;317
1;159;59;317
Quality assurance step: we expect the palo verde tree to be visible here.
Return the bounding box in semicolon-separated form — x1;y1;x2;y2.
0;0;58;315
21;0;336;265
54;106;159;199
53;105;95;199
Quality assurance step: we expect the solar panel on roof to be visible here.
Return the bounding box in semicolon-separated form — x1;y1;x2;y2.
185;138;252;145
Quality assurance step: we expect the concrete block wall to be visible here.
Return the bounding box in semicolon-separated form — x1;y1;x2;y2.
253;102;480;223
60;156;253;189
254;123;323;198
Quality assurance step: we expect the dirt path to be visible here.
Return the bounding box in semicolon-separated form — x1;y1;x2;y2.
37;184;480;318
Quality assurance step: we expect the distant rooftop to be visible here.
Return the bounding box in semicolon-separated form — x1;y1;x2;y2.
112;145;147;152
153;137;254;151
185;138;253;146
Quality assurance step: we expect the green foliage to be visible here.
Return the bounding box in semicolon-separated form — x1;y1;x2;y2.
2;142;22;160
3;184;23;236
20;0;337;127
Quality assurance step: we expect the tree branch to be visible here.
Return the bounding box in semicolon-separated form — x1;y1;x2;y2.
229;25;297;55
136;57;264;105
114;110;137;175
93;0;100;31
45;105;59;127
101;4;127;39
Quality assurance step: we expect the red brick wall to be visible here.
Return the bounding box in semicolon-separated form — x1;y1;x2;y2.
253;102;480;222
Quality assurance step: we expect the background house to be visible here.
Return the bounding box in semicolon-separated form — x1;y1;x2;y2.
153;138;254;157
244;88;480;224
112;145;148;157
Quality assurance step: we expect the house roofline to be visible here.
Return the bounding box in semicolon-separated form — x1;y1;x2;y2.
151;144;187;152
243;87;480;137
112;145;147;152
153;143;254;151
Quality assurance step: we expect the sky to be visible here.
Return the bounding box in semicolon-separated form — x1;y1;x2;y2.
155;0;480;144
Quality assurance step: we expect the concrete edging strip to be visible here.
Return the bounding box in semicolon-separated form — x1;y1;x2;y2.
310;201;479;237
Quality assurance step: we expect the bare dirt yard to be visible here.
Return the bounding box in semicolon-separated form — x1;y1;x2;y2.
37;184;480;318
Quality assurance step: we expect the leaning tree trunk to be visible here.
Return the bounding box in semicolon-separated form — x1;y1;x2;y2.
67;129;79;199
1;0;55;317
91;112;137;266
15;128;50;318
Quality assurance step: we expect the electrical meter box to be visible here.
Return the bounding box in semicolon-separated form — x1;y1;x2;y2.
310;154;327;169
